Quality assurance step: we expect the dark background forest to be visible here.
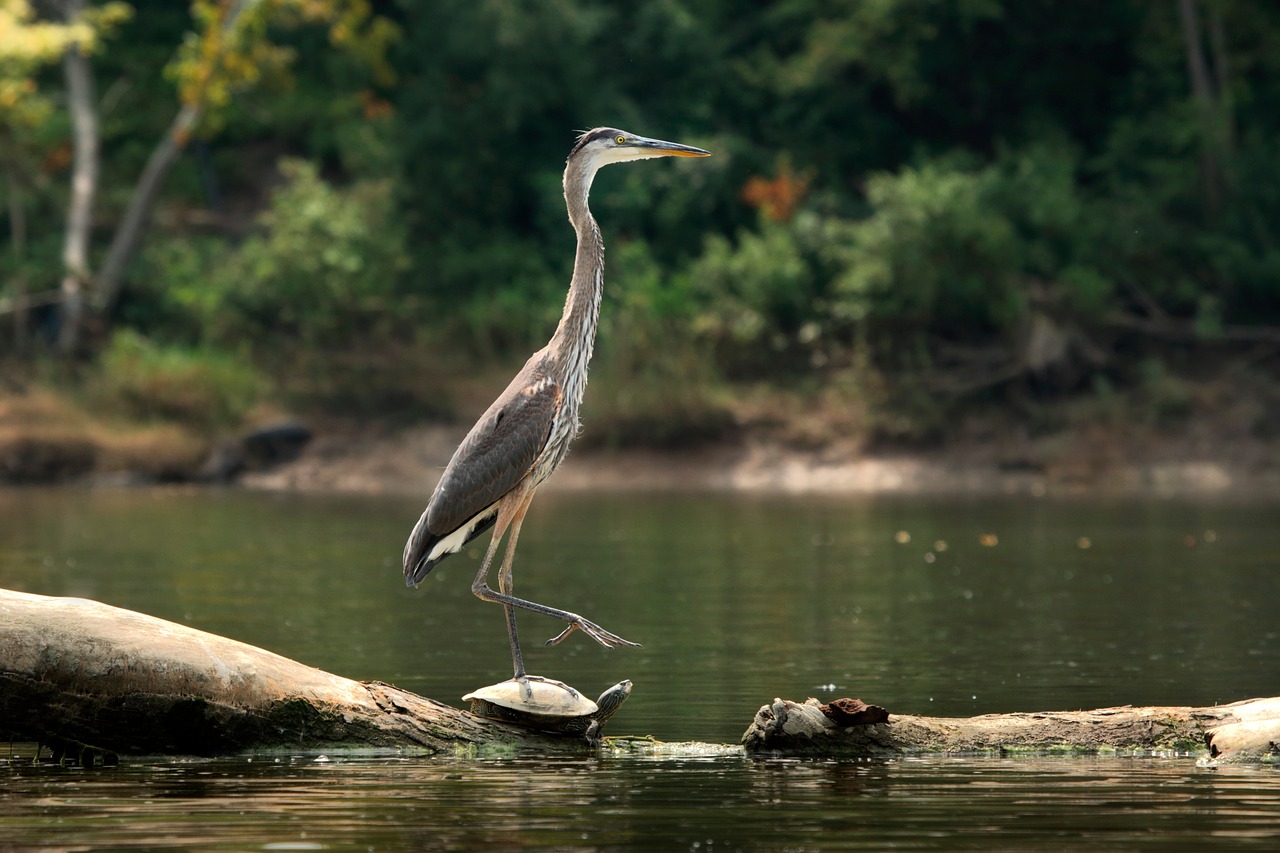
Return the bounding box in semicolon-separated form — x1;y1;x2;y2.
2;0;1278;481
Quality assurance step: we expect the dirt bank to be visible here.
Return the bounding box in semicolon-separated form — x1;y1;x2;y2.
4;386;1276;498
239;419;1279;499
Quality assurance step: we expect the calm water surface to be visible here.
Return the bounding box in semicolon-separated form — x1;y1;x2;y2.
2;486;1279;849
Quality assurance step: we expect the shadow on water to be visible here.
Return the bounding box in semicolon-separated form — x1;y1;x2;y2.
2;486;1279;848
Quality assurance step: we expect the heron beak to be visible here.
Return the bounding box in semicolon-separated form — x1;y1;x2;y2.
635;136;711;158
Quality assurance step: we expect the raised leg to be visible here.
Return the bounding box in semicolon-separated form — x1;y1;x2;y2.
471;490;641;659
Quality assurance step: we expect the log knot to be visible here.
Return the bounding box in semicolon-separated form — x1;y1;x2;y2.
820;697;890;728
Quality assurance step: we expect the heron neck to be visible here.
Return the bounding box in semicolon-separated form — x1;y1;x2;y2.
551;161;605;403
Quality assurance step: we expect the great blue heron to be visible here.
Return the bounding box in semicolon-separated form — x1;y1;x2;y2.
403;128;711;686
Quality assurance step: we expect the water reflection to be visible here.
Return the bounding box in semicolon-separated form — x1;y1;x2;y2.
4;753;1279;850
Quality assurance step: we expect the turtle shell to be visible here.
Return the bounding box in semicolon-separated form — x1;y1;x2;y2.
463;678;598;726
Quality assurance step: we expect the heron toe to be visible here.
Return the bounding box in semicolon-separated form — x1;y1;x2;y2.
518;674;580;699
545;616;641;649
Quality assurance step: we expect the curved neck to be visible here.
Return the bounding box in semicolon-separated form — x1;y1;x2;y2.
550;157;605;401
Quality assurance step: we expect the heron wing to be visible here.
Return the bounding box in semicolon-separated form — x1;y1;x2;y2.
401;371;562;586
426;373;562;538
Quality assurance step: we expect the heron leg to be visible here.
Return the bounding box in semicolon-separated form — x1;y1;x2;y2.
472;490;641;655
472;493;530;682
503;600;526;682
497;490;533;681
496;511;581;700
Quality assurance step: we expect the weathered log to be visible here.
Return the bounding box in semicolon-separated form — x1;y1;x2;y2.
0;588;607;758
5;588;1277;764
742;696;1280;764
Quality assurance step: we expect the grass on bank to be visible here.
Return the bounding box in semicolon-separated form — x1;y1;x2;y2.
0;387;208;482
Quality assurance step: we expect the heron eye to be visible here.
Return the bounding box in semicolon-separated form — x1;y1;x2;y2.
615;135;625;144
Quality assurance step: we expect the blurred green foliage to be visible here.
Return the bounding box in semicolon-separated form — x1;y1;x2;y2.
584;240;731;447
3;0;1280;444
94;329;264;430
133;158;408;346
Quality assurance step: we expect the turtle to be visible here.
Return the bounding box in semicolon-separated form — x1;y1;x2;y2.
463;677;633;740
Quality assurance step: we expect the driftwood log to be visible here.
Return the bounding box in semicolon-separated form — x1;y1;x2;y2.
3;589;1277;764
741;696;1280;764
0;589;600;758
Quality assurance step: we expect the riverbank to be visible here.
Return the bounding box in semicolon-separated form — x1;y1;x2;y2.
237;417;1279;499
4;384;1277;498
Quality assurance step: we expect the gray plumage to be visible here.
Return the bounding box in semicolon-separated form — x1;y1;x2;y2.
401;128;710;684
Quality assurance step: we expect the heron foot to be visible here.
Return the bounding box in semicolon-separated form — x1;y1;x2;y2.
545;616;642;650
513;673;579;700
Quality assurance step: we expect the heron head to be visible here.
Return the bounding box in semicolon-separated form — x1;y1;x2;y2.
570;127;711;169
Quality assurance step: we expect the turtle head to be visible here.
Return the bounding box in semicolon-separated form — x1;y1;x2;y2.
594;680;634;719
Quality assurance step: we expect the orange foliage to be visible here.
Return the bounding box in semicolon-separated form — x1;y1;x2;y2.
360;90;394;120
740;162;810;222
41;142;73;174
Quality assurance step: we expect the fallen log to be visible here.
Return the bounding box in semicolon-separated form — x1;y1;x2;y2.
742;696;1280;764
0;588;604;758
4;589;1277;764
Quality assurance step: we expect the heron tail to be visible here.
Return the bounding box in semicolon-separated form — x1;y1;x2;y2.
402;510;498;587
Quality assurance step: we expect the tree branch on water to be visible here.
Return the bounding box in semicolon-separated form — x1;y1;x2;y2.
2;589;1276;764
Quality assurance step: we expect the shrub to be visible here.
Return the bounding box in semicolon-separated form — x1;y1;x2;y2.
134;159;442;417
136;159;411;350
210;158;409;347
95;331;265;431
833;160;1023;357
689;211;850;376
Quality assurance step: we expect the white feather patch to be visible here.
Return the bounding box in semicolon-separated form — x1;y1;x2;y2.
428;503;498;563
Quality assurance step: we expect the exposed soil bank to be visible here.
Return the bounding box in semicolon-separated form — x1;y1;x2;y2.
238;420;1280;499
4;387;1277;498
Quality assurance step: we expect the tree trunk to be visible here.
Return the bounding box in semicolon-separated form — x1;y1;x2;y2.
93;0;254;319
56;7;99;357
1205;1;1235;154
1177;0;1231;214
742;695;1280;765
91;105;200;319
6;168;28;354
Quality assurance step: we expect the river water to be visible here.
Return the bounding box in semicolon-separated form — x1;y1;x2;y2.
2;487;1278;849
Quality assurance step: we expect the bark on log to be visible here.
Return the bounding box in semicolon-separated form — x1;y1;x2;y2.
742;696;1280;764
0;589;603;758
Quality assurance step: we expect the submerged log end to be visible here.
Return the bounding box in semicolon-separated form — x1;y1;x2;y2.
1204;719;1280;765
1202;697;1280;765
